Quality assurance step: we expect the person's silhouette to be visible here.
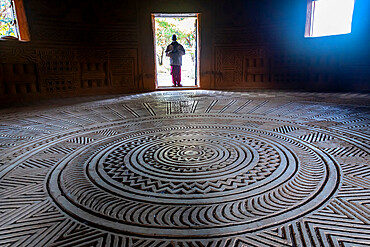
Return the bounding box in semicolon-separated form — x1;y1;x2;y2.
165;34;185;87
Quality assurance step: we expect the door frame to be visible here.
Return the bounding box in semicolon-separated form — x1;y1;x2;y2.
151;13;201;89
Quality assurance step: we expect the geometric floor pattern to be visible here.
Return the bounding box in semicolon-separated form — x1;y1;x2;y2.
0;90;369;247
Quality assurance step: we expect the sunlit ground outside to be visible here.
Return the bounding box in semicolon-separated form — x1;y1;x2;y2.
157;51;195;87
311;0;355;37
155;17;197;87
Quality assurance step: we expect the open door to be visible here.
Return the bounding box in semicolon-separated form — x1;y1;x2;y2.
152;13;199;88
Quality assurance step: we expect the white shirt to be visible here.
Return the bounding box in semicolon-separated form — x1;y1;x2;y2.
165;42;185;66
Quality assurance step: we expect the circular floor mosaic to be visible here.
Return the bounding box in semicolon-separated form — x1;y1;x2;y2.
0;90;369;246
49;120;340;238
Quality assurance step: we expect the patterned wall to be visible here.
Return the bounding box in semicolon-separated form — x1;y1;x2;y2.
0;0;369;102
0;0;139;102
215;46;270;89
212;29;370;91
211;0;370;91
0;46;138;100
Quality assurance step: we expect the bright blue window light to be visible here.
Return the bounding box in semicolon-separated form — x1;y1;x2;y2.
306;0;355;37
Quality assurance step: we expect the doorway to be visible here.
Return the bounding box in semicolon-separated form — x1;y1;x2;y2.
152;13;199;88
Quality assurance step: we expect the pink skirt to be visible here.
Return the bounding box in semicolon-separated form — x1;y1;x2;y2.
171;65;181;85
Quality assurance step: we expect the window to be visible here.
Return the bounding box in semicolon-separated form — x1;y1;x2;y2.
305;0;355;37
0;0;18;37
0;0;30;41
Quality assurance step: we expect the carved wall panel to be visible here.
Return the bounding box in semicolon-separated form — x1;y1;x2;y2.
38;49;79;94
270;53;310;88
77;50;110;90
44;77;73;93
214;40;354;90
80;62;109;89
270;52;343;90
0;63;39;95
215;46;270;89
0;45;138;101
110;49;138;92
0;48;38;64
0;47;40;97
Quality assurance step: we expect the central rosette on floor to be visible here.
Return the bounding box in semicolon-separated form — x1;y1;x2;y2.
96;129;284;198
165;143;214;162
48;118;339;238
144;140;228;168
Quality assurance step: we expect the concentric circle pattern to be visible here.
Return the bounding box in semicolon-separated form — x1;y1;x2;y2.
0;91;369;246
52;123;338;237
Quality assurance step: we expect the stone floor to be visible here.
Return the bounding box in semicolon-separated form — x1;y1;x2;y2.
0;90;369;247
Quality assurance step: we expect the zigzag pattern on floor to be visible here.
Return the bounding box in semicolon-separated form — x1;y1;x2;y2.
0;90;369;246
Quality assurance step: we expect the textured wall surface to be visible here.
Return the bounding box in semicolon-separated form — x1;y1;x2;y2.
0;0;369;102
0;0;139;102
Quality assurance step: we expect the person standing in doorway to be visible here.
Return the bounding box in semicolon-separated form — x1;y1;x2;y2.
166;34;185;87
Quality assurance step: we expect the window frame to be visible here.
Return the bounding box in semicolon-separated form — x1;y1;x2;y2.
1;0;30;41
305;0;356;38
304;0;314;37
